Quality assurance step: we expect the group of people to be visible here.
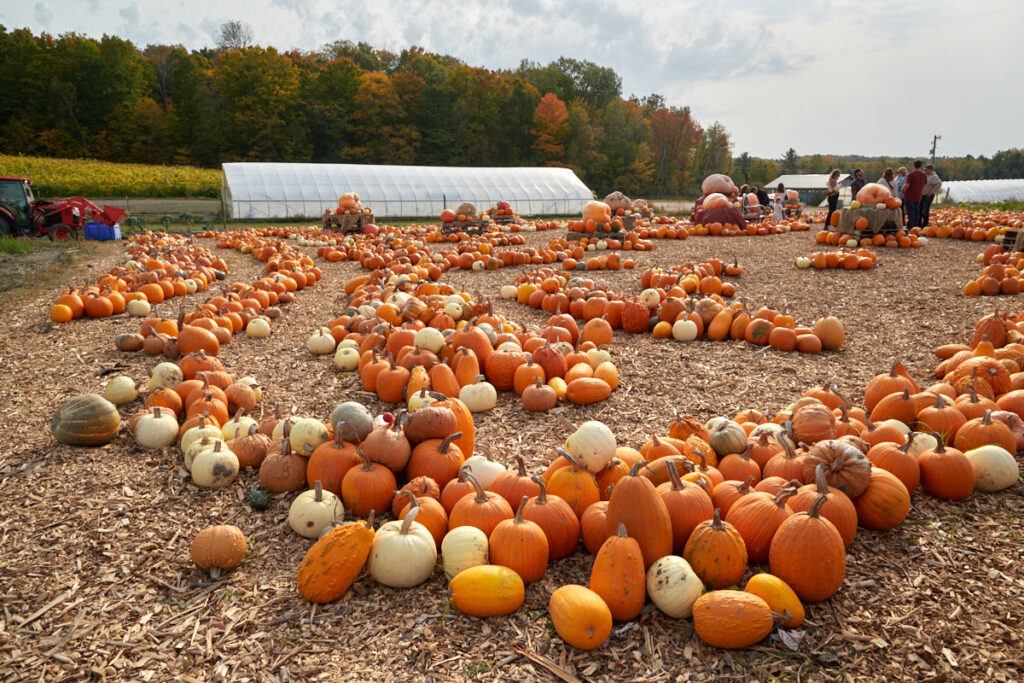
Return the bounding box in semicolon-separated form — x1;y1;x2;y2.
738;183;790;222
824;161;942;229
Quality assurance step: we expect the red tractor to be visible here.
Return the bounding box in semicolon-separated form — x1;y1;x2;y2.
0;176;126;241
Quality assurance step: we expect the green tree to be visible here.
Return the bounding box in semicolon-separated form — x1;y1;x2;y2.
345;71;419;163
693;122;732;192
648;107;701;196
781;147;799;174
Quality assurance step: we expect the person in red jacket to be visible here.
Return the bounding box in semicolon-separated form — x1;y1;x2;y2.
902;160;927;228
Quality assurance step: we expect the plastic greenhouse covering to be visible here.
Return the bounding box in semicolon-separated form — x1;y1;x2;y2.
941;179;1024;204
221;163;596;219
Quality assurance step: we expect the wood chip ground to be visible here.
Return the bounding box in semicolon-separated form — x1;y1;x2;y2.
0;223;1021;681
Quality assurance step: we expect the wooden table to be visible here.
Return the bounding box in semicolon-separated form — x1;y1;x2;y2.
837;207;901;234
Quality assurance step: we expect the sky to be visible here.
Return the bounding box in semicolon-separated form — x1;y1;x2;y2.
2;0;1021;160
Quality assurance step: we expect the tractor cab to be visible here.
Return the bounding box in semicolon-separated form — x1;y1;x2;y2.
0;177;34;230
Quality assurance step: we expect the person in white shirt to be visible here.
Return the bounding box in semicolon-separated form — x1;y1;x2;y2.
772;183;785;222
878;168;898;196
921;165;942;227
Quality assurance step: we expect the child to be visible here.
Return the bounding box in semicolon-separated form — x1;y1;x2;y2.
773;183;785;222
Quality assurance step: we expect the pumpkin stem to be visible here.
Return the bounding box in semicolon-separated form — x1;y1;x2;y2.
814;463;830;494
365;509;376;528
808;493;828;519
628;460;649;477
710;508;725;531
463;471;489;504
247;423;258;437
514;497;529;523
313;480;323;502
616;522;628;538
889;357;901;377
356;445;375;471
530;475;548;504
772;487;796;507
439;432;463;453
398;498;420;535
665;459;685;490
737;476;755;493
333;422;346;447
929;431;947;453
555;447;582;470
513;456;527;477
900;432;916;453
982;409;993;426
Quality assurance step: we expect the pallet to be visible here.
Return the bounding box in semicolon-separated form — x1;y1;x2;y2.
442;221;489;235
492;215;517;225
998;229;1023;252
323;212;373;233
565;229;629;241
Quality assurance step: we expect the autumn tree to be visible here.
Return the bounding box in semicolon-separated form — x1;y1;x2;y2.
648;106;701;196
531;93;569;165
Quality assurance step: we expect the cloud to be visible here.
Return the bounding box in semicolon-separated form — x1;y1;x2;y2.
119;3;140;26
33;2;53;27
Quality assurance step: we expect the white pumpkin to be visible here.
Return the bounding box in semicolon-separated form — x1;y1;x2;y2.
191;442;239;488
221;413;258;441
246;318;271;338
134;406;179;449
126;298;151;317
444;302;464;320
459;377;497;413
147;362;183;391
289;417;330;456
407;387;439;412
367;508;437;587
414;327;445;354
499;285;518;300
288;482;344;538
180;419;223;453
495;340;522;353
646;556;704;618
307;327;336;355
671;319;698;342
905;431;937;458
183;436;227;471
462;453;504;489
879;418;911;437
586;347;611;368
795;256;812;269
441;525;489;579
638;288;661;309
334;346;360;371
104;375;138;405
964;445;1019;491
336;338;359;351
564;420;616;473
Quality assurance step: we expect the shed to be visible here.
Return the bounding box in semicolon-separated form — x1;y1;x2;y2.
221;163;595;219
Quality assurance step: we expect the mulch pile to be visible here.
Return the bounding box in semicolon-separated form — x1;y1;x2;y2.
0;225;1021;681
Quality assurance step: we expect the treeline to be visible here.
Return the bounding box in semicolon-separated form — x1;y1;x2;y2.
732;148;1024;189
0;26;735;198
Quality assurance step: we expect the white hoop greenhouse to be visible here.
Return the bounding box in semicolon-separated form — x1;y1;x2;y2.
940;179;1024;204
221;163;596;219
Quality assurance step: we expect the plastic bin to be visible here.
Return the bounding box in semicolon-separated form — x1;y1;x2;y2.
84;221;104;240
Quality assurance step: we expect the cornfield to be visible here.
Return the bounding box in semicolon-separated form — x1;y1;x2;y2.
0;154;221;199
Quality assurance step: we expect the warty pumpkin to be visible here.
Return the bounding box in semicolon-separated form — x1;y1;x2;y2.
683;509;748;589
297;514;375;603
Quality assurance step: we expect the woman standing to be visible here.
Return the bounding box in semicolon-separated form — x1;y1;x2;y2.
824;169;841;228
896;167;908;225
773;183;786;222
879;168;898;196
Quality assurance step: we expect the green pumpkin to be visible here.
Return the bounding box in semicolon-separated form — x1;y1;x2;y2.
51;394;121;446
248;487;270;511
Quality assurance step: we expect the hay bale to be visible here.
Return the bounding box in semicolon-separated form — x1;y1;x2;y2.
603;192;631;211
455;202;477;216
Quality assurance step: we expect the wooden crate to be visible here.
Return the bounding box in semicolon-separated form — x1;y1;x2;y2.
323;212;373;233
1002;229;1022;252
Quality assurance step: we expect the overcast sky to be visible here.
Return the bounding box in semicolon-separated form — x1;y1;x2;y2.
3;0;1020;159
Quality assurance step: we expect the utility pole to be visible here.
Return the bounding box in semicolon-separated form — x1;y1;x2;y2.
930;134;941;163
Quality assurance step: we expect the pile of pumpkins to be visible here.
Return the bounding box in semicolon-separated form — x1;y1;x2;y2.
795;247;877;271
815;228;923;249
327;191;371;216
315;273;619;409
963;244;1024;296
923;208;1024;242
687;218;810;238
49;232;228;324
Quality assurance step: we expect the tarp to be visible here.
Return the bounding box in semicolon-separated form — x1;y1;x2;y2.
221;163;596;219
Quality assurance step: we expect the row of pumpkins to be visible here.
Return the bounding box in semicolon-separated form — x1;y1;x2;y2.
49;233;228;323
795;248;878;271
312;272;620;407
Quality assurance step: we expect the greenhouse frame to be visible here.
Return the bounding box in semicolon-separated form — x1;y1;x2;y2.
221;163;596;219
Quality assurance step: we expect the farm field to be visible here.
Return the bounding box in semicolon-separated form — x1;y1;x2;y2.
1;214;1023;682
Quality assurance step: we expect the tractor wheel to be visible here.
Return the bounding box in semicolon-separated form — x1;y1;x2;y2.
48;224;76;242
0;215;13;237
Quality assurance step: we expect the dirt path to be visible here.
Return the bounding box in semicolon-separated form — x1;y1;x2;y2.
0;224;1021;681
